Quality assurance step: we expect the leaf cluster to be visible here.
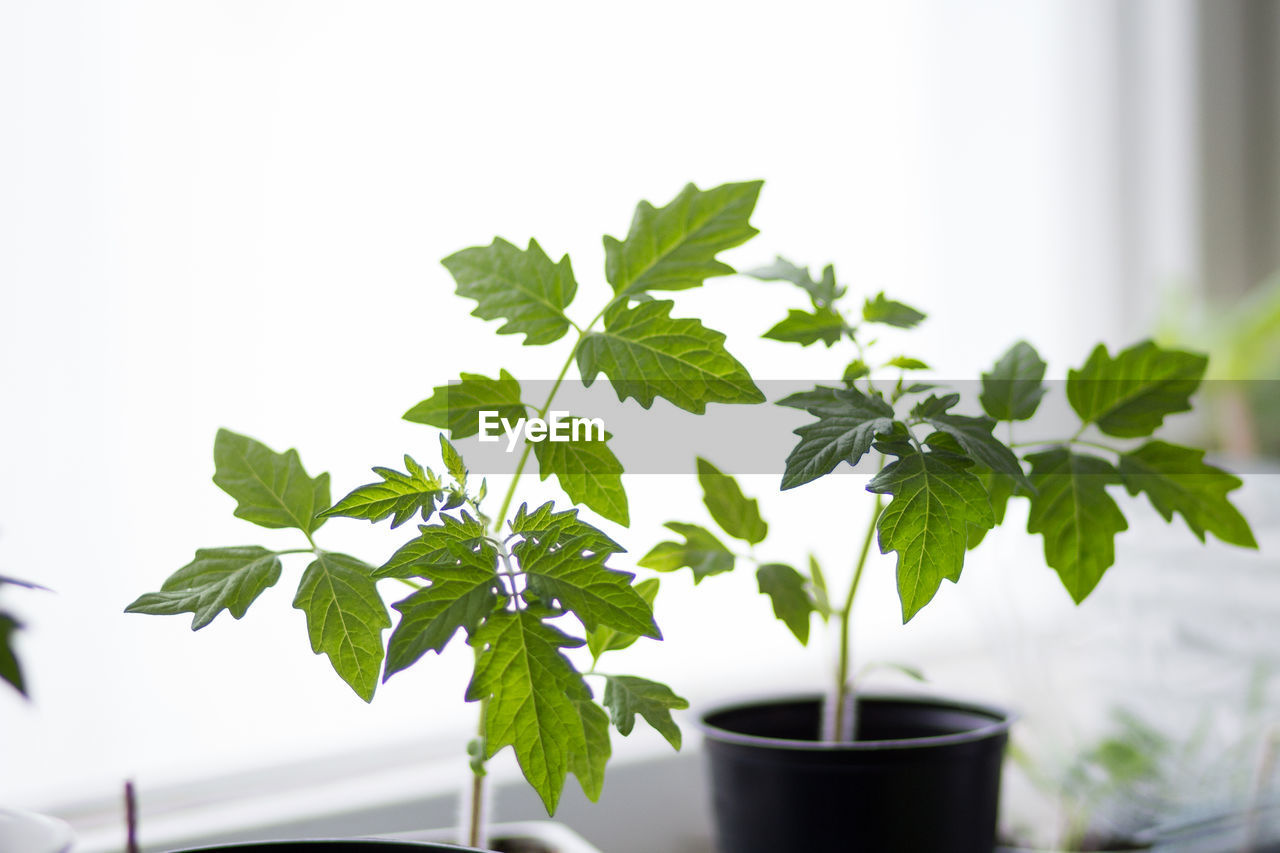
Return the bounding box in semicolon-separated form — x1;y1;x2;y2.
738;260;1256;623
126;183;771;816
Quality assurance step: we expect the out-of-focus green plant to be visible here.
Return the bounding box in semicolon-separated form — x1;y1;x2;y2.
1157;273;1280;457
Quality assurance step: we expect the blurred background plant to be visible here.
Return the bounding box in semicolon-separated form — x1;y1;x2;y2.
1157;271;1280;458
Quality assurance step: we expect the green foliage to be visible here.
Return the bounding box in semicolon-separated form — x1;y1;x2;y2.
125;546;282;630
577;299;764;413
569;699;612;801
402;370;526;439
443;237;578;346
128;183;767;823
465;609;592;814
697;457;767;544
293;552;390;702
514;534;659;639
777;386;895;489
862;292;926;328
638;522;734;582
763;307;846;347
0;611;24;697
374;512;489;579
1067;341;1207;437
1118;441;1256;548
1;577;49;699
533;429;628;525
1026;449;1128;604
745;257;843;307
604;180;762;296
649;262;1255;730
602;674;689;749
586;578;660;662
911;394;1031;490
867;441;995;621
384;543;502;677
756;563;814;644
980;340;1047;421
213;429;331;535
321;455;444;529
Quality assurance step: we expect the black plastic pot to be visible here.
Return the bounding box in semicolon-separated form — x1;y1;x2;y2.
170;841;484;852
701;694;1013;853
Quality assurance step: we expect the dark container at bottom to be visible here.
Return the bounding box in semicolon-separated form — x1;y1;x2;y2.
701;694;1013;853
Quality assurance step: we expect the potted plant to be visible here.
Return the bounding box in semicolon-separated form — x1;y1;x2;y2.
0;574;75;853
126;181;768;852
640;257;1259;852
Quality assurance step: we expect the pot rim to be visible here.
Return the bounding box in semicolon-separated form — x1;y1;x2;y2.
698;692;1015;753
169;841;480;852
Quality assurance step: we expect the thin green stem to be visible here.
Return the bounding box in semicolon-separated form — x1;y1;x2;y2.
469;298;615;843
489;301;613;533
1009;437;1120;455
831;490;884;742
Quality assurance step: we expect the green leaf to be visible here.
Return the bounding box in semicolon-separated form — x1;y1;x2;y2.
1066;341;1208;438
807;554;831;619
745;257;843;307
374;512;489;579
966;468;1019;550
842;359;870;383
125;546;283;630
321;456;443;529
756;563;814;645
0;612;25;697
533;428;628;526
602;674;688;749
697;458;767;544
911;394;1031;490
885;356;930;370
440;435;467;486
509;502;625;555
638;522;734;583
465;609;591;815
514;534;659;639
403;370;527;439
568;699;612;801
292;552;390;702
576;300;764;414
442;237;578;345
604;180;763;296
981;341;1047;421
763;307;845;347
1118;441;1256;548
212;430;331;535
777;386;896;489
384;541;502;678
586;578;660;661
867;444;995;621
863;292;925;328
1025;448;1129;603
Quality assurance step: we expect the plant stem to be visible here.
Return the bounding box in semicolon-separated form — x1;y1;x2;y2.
467;686;488;849
827;489;883;742
489;300;612;535
470;299;613;844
